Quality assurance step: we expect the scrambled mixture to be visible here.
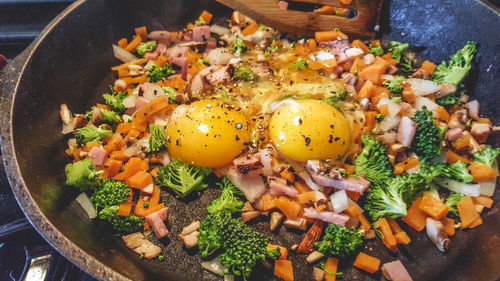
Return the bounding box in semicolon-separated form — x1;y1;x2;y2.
60;8;499;281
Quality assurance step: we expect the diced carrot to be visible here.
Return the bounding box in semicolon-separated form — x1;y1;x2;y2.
153;55;168;68
84;142;100;152
440;217;456;236
353;252;380;274
118;68;129;78
316;205;327;212
110;150;129;162
134;97;172;122
187;23;195;30
297;220;324;254
364;111;377;133
324;257;339;281
111;58;148;71
267;244;288;259
141;203;166;218
446;150;471;164
242;22;259;36
116;122;133;135
315;30;348;42
467;161;499;182
261;193;277;211
143;221;150;231
117;38;128;48
114;157;145;181
124;35;142;52
457;196;480;228
158;75;188;92
313;5;335;15
126;128;141;139
127;171;153;189
358;80;376;99
477;118;492;124
454;134;471;150
378;104;389;116
103;159;123;179
419;192;449;219
298;191;316;205
344;205;359;217
387;218;403;234
375;218;398;252
350;57;367;75
393;163;405;175
472;196;493;208
134;26;148;41
340;0;352;4
393;158;420;175
294;181;312;194
351;40;369;53
358;57;389;83
122;74;148;86
394;231;411;244
417;60;437;76
294;43;310;56
151;167;160;178
370;39;381;47
358;213;371;231
435;106;450;121
150;186;161;206
402;197;428;231
381;53;397;66
280;169;295;183
345;190;361;201
274;259;294;281
402;87;416;103
467;217;483;228
275;196;301;219
117;202;133;216
199;10;213;24
344;164;355;174
104;135;123;153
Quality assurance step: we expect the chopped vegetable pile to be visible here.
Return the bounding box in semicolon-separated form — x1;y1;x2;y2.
59;6;498;281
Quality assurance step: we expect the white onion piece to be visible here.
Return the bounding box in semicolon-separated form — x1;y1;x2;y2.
158;151;171;166
209;24;229;36
379;116;401;132
62;121;75;135
143;84;165;101
330;190;349;213
345;47;364;58
429;187;441;200
298;171;322;192
415;96;438;112
144;60;156;70
407;78;441;96
123;95;138;108
112;44;137;63
270;99;298;113
381;74;394;81
260;148;274;176
478;178;496;197
75;193;97;219
201;256;225;276
378;97;401;117
207;48;233;65
228;58;241;65
433;177;480;196
316;51;336;61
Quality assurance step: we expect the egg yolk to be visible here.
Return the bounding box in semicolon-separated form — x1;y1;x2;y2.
166;100;250;168
269;99;351;162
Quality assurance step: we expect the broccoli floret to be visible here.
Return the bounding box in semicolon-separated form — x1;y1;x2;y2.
103;85;128;114
99;205;144;234
136;41;158;57
364;175;411;220
233;66;257;81
75;125;112;146
264;41;280;57
382;77;404;94
445;192;465;216
267;247;281;260
65;158;103;192
436;95;460;106
473;145;500;167
90;179;129;210
293;59;308;70
147;124;166;153
369;43;384;56
442;161;473;183
229;36;250;54
326;90;348;103
207;178;244;214
354;135;393;187
161;86;181;104
147;63;175;83
388;41;413;73
101;109;121;128
198;210;231;258
155;159;212;197
411;106;443;161
432;41;477;85
314;224;363;258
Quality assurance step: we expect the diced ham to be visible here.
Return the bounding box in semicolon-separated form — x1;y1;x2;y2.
145;207;169;238
88;146;106;166
168;56;189;80
145;51;159;60
307;167;370;194
148;30;172;41
446;127;463;142
206;37;217;52
382;260;413;281
233;154;263;175
204;64;234;85
125;96;150;115
303;208;349;226
435;83;457;98
192;26;211;42
397;116;418;147
447;110;467;130
268;176;298;197
226;167;267;203
341;72;357;85
250;62;274;77
465;100;480;120
318;39;349;52
165;46;189;59
471;122;491;143
278;1;288;10
260;147;274;176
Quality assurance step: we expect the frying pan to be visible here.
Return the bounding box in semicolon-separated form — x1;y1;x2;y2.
0;0;499;280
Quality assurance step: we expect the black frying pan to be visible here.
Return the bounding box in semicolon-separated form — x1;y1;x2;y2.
0;0;499;280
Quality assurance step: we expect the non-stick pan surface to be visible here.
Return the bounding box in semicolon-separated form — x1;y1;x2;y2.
0;0;499;280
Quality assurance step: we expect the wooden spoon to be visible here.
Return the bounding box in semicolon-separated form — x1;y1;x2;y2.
215;0;383;38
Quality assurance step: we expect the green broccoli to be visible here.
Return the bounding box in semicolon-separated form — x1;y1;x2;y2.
90;179;129;210
369;43;384;56
136;41;158;57
264;41;280;57
293;59;308;70
432;41;477;85
161;86;180;104
147;124;166;153
382;77;404;94
267;247;281;260
99;205;144;234
85;107;121;128
75;125;112;146
354;135;393;187
436;95;460;106
207;178;244;214
363;175;410;220
473;145;500;167
229;36;250;54
198;210;231;258
155;159;212;197
233;66;257;81
65;158;103;192
388;41;413;73
411;106;444;161
147;63;175;83
102;85;128;114
442;161;473;183
445;192;465;216
314;224;363;258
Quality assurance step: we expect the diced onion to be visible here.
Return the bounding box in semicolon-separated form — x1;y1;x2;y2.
378;97;401;117
379;116;401;132
207;48;233;65
270;99;297;113
345;47;364;58
75;193;97;219
330;190;349;213
144;60;156;70
201;256;225;276
112;44;138;63
407;78;441;96
316;51;336;61
434;177;480;196
143;84;165;101
62;121;75;135
123;95;138;108
209;24;229;36
415;96;438;112
478;178;496;197
380;74;394;81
